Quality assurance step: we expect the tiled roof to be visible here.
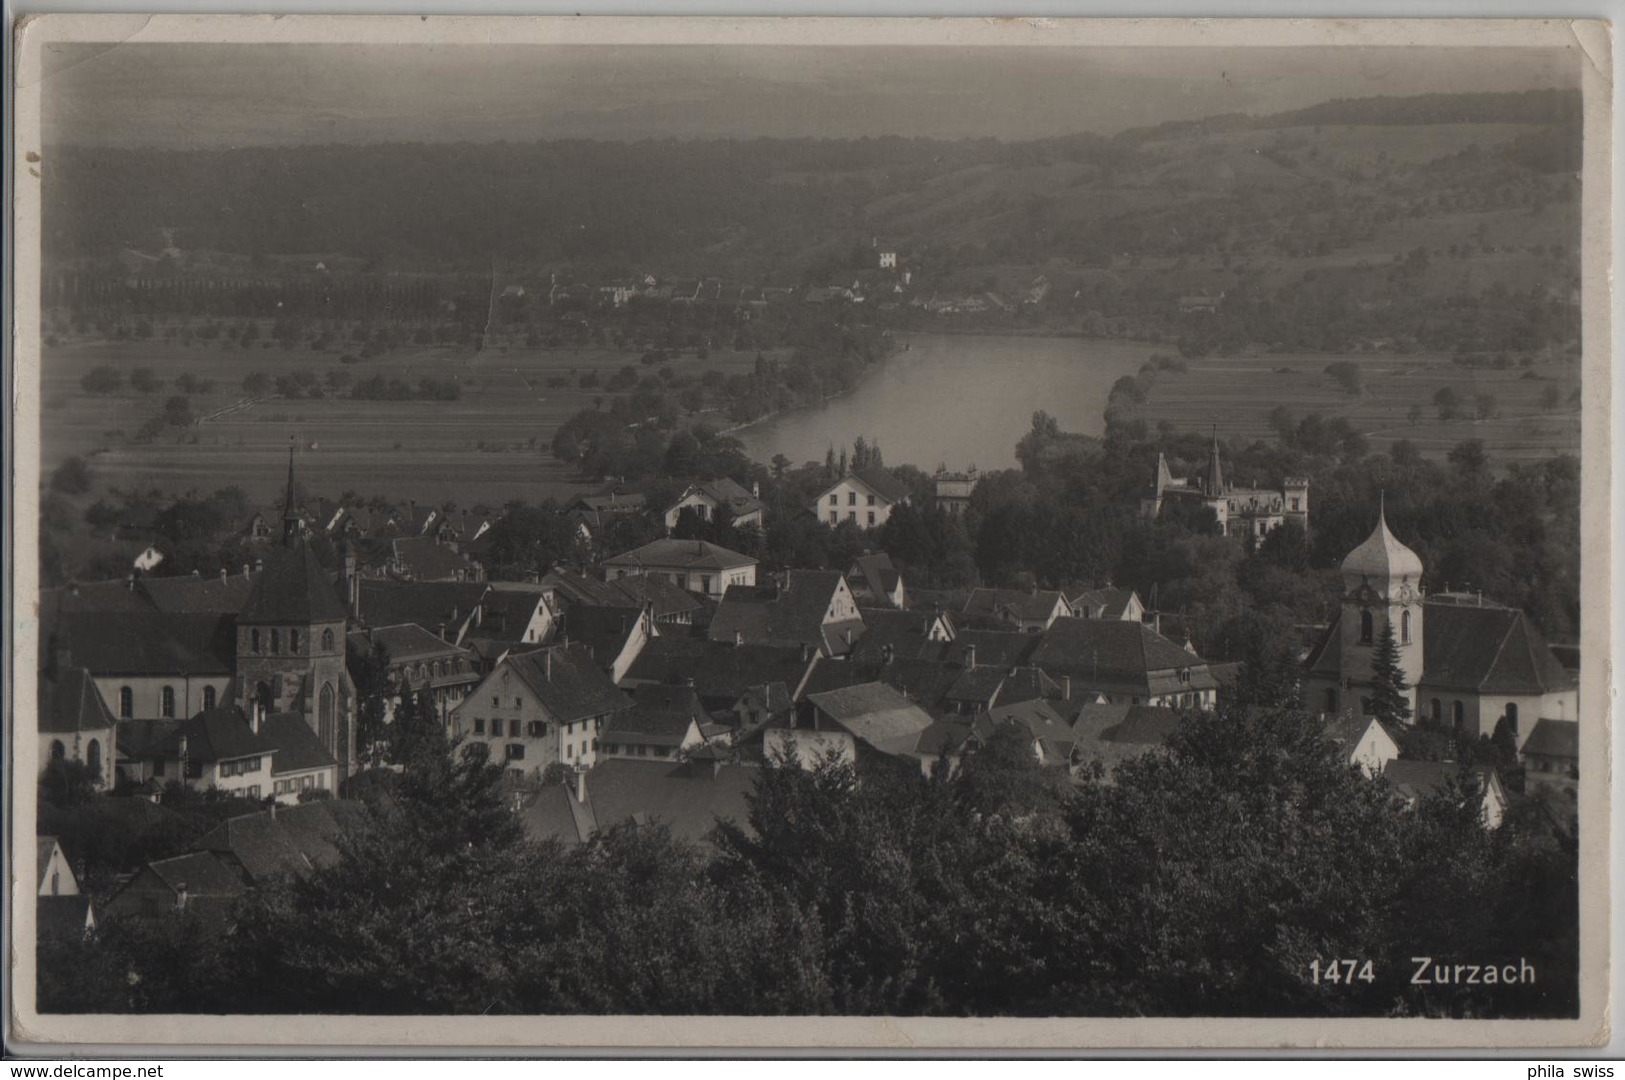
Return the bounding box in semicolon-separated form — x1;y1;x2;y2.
147;851;247;897
392;537;479;582
622;638;819;704
1381;759;1498;801
260;713;338;775
272;801;355;868
1521;718;1578;760
520;784;597;846
585;760;759;846
40;580;156;622
848;553;901;600
1322;711;1381;750
1030;618;1214;693
140;574;258;615
964;587;1068;624
52;611;235;676
610;575;703;619
192;812;312;882
806;682;934;755
358;580;489;635
574;491;647;514
851;608;952;663
1068;586;1138;620
986;699;1075;758
349;623;471;665
465;586;550;642
561;604;646;670
849;466;911;504
603;538;756;573
542;570;634;608
164;706;280;763
240;539;350;624
505;645;631;725
38;665;116;734
947;629;1041;671
1422;602;1574;694
709;571;855;653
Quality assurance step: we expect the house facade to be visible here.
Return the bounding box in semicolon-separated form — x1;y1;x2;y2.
602;539;757;600
1141;435;1309;542
809;466;912;529
662;478;764;533
447;645;633;779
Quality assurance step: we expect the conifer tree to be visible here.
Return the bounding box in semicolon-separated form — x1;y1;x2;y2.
1368;616;1412;726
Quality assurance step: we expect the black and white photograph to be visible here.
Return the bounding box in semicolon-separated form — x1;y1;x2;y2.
7;15;1612;1052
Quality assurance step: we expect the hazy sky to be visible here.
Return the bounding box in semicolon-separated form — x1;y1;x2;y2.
41;42;1580;147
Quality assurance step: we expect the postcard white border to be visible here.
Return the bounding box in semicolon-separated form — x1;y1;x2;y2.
7;13;1614;1052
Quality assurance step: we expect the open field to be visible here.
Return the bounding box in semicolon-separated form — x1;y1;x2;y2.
39;337;766;507
1140;350;1582;463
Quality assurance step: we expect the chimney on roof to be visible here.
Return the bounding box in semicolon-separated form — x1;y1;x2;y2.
438;621;448;641
250;700;263;734
752;481;760;499
126;574;135;591
175;882;189;911
1063;676;1072;701
734;630;744;648
575;766;588;805
255;558;265;573
220;567;228;585
545;649;553;681
243;563;251;579
965;644;976;671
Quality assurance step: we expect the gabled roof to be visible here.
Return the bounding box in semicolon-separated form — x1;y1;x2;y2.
851;608;953;663
358;580;489;635
1422;601;1574;695
573;491;647;514
708;570;856;653
464;585;550;642
1382;759;1501;802
520;783;598;846
986;699;1076;759
1068;586;1140;620
192;812;312;882
585;760;759;846
271;801;356;868
1030;618;1214;690
38;665;116;734
948;628;1041;671
41;580;157;621
963;587;1068;624
503;645;631;725
392;537;479;582
52;611;235;676
848;552;902;599
805;682;934;756
260;713;338;775
821;466;911;505
668;477;763;520
163;706;280;763
563;603;648;671
147;851;247;897
621;638;819;703
348;623;472;665
240;538;350;624
37;836;68;889
1521;718;1578;760
610;574;704;620
1323;711;1386;751
945;665;1057;710
603;538;756;573
541;569;634;609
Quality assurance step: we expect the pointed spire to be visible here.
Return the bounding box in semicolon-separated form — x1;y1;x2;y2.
1203;425;1226;496
280;436;301;547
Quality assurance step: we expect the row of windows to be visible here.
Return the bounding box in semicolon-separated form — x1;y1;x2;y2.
118;685;218;719
220;756;263;777
827;492;879;506
602;743;672;759
47;738;102;776
249;627;337;655
490;696;525;709
274;774;326;795
474;717;550;738
829;511;878;526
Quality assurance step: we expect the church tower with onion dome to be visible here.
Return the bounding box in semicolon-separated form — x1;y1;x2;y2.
1332;501;1425;718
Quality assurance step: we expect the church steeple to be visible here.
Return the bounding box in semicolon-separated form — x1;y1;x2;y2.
280;437;301;547
1202;426;1226;496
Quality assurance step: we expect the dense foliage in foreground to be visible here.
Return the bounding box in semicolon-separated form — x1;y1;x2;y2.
39;708;1578;1018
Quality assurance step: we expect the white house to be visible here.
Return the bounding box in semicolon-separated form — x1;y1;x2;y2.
809;466;912;530
602;538;757;601
662;478;764;533
1323;713;1401;777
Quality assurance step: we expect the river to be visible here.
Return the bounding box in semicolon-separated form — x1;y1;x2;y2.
737;333;1154;471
